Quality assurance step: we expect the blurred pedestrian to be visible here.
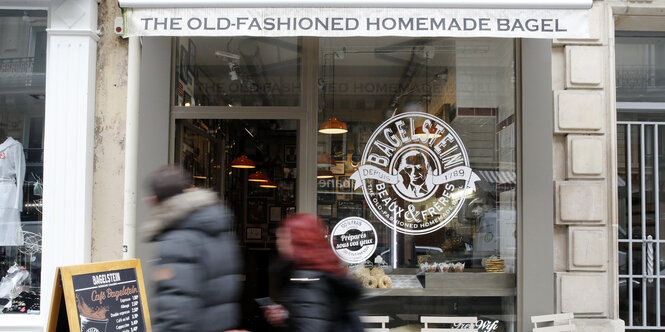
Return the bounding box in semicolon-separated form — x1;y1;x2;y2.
262;213;363;332
143;166;242;332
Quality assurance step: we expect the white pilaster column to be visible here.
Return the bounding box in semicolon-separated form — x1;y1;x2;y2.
41;0;98;327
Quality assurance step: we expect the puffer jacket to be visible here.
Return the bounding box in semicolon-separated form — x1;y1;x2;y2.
144;189;242;332
280;269;364;332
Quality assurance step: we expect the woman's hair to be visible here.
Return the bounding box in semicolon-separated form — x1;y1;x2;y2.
280;213;346;276
146;165;191;203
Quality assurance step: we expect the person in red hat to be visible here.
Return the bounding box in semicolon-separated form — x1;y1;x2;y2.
262;213;363;332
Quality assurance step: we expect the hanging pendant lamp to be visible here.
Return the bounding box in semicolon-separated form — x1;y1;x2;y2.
248;171;269;182
319;52;347;134
414;126;442;140
231;155;255;169
317;169;334;179
260;179;277;188
319;117;348;134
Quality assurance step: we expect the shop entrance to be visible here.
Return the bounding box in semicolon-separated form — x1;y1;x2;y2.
174;118;299;330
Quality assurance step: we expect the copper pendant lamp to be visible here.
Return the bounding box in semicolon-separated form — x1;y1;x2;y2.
260;179;277;188
414;125;442;140
319;117;348;134
231;155;255;169
248;171;269;182
317;169;334;179
319;51;347;134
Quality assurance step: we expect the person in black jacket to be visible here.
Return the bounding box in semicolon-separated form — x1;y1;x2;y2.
263;213;363;332
143;166;242;332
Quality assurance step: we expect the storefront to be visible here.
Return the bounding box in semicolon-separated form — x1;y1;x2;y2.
1;0;650;331
112;1;600;331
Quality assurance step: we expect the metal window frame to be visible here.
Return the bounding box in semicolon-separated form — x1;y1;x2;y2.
618;118;665;329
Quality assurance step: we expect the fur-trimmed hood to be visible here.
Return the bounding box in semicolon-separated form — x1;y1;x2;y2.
143;189;232;240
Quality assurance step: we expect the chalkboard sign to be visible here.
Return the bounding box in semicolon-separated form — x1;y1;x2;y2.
47;259;152;332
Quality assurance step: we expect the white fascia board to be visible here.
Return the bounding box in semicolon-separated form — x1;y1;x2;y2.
117;0;592;9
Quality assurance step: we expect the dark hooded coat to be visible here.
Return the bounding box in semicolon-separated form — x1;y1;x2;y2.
275;263;364;332
144;189;242;332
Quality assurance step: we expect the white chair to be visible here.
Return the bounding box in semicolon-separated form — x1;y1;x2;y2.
360;315;390;332
420;316;478;332
531;312;576;332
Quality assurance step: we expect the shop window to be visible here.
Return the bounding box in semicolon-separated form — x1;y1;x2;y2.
173;37;301;107
0;9;47;315
317;37;517;331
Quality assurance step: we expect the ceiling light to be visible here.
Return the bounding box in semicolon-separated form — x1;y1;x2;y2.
260;179;277;188
317;170;334;179
231;155;255;169
414;126;442;140
318;117;348;134
248;171;269;182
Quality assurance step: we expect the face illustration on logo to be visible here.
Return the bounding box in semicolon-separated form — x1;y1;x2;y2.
395;150;433;200
350;112;479;235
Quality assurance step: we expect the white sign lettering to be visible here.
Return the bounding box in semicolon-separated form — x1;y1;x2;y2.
330;217;378;264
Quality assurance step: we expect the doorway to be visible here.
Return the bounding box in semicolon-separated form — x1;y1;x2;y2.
174;118;299;330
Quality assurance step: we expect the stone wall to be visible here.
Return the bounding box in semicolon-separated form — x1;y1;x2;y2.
91;0;128;262
552;0;623;330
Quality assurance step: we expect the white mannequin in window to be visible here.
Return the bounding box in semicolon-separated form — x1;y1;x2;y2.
0;126;25;246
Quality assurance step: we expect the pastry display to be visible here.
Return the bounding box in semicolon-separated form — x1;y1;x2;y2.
378;275;392;288
353;265;392;289
485;259;505;273
362;275;379;288
419;261;464;273
370;266;385;277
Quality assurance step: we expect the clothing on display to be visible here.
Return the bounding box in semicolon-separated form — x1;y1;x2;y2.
0;137;25;246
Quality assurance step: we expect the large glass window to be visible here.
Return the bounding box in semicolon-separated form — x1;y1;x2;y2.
0;9;46;315
174;37;301;107
317;38;517;331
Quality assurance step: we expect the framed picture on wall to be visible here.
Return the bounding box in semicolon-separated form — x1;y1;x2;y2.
247;199;267;224
284;145;297;164
188;39;197;78
179;45;188;82
246;227;262;240
269;206;282;222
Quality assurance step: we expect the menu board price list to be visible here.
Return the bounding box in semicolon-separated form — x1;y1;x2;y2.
73;268;146;332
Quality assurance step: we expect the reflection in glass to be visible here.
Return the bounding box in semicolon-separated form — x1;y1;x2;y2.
173;37;301;107
0;9;47;315
616;36;665;103
316;38;516;331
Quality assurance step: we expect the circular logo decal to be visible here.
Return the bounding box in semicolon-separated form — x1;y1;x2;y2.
350;112;479;235
330;217;377;264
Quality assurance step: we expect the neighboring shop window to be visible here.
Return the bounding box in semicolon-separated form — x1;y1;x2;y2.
616;35;665;104
0;9;47;314
173;37;301;107
317;38;517;331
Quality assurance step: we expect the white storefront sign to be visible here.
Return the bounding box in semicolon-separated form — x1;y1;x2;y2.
123;7;589;38
350;112;479;235
330;217;378;264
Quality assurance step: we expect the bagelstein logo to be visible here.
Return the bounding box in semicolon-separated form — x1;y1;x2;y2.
350;112;479;235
